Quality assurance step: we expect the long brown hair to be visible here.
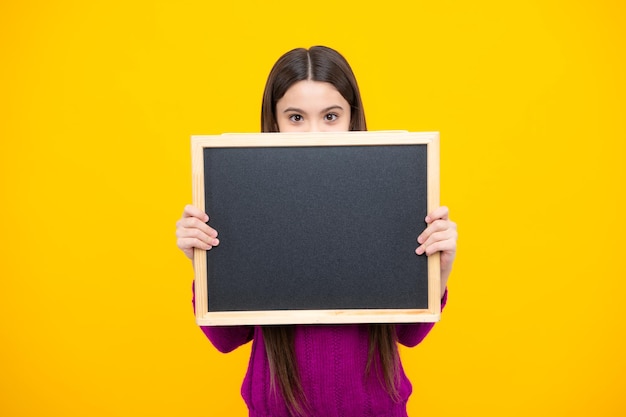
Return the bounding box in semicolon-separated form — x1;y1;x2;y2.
261;46;367;133
260;46;399;416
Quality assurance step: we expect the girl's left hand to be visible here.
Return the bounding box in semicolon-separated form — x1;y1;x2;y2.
416;206;457;292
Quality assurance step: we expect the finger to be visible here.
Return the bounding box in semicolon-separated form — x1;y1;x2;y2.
416;238;455;256
424;227;458;248
177;236;216;252
425;206;449;224
416;228;457;255
177;216;218;238
422;238;457;256
176;225;219;246
178;238;212;257
182;204;209;222
417;219;454;244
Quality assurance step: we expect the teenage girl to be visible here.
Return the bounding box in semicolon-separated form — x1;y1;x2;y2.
176;46;458;417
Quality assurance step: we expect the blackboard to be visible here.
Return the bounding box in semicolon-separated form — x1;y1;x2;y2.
192;131;440;325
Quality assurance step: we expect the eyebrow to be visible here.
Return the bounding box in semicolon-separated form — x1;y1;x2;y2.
282;105;345;114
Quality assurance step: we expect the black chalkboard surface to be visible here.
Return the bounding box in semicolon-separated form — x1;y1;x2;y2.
192;131;440;325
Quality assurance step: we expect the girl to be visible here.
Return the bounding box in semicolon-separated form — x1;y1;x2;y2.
176;46;457;417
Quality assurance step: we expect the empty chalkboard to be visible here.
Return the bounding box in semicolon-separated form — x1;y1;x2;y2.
192;131;440;325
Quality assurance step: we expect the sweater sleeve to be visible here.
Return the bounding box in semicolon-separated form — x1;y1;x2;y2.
395;287;448;347
192;281;254;353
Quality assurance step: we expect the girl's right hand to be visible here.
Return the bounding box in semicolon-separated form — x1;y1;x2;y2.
175;204;220;260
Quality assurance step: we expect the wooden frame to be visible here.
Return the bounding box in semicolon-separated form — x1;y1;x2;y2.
192;131;440;326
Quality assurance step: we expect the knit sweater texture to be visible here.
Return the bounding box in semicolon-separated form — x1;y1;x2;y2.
196;288;447;417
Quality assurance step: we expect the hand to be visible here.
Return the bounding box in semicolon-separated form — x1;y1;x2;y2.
416;206;457;293
175;204;220;260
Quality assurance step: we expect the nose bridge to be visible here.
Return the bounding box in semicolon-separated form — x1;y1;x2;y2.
308;119;321;132
306;119;320;133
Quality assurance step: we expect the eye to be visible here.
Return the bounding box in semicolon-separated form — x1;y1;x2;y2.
324;113;339;122
288;114;303;122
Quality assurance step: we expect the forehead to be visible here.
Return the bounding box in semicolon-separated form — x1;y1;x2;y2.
277;80;348;110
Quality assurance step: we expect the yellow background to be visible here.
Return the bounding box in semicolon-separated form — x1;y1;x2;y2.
1;1;625;416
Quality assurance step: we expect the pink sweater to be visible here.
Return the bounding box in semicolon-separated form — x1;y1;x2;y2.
196;289;447;417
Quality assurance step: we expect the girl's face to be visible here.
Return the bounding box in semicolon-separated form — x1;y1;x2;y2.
276;80;351;132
